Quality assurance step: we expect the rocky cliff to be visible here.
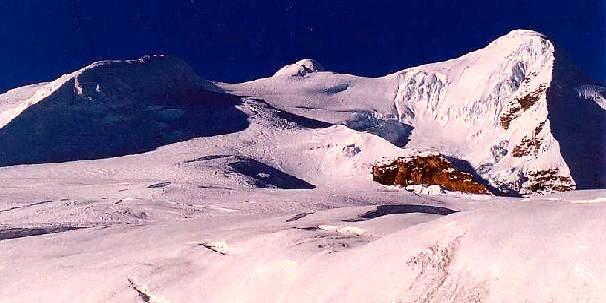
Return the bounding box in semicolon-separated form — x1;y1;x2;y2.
372;153;490;194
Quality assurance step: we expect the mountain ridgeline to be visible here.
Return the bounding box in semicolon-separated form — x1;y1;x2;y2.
0;30;604;194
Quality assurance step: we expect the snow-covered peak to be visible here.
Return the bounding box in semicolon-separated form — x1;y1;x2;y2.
72;54;208;100
0;55;212;129
273;59;325;77
77;55;201;80
401;29;553;81
486;29;551;55
498;29;547;40
82;54;171;69
0;54;250;167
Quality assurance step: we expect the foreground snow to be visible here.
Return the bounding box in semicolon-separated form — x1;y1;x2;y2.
1;177;605;302
0;125;604;302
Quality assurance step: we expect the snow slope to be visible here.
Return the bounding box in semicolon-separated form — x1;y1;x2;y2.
2;176;606;302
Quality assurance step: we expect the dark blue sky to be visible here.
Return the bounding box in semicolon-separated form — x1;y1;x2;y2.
0;0;604;92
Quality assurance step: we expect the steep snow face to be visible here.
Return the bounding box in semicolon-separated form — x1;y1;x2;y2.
222;29;604;194
390;30;572;193
273;58;325;77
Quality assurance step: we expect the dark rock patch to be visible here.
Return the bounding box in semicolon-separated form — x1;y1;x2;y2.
525;169;574;192
184;154;231;163
147;181;171;189
286;212;313;222
351;204;457;222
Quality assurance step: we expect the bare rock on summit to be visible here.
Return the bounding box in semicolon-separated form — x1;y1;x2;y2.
372;153;490;194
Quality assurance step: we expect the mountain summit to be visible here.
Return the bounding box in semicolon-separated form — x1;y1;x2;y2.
0;55;248;166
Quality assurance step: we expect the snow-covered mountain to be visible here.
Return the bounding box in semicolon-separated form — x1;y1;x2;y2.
222;30;606;194
0;55;251;166
0;30;604;194
2;29;606;303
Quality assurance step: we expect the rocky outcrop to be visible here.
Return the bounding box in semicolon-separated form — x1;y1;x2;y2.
522;169;575;193
511;123;545;157
372;153;489;194
511;136;542;157
500;84;547;129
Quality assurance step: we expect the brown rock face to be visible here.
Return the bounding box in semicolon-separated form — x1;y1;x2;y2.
500;84;547;129
372;154;489;194
524;169;575;193
511;136;542;157
511;122;546;157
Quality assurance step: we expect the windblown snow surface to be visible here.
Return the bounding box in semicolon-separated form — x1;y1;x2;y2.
1;30;605;302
